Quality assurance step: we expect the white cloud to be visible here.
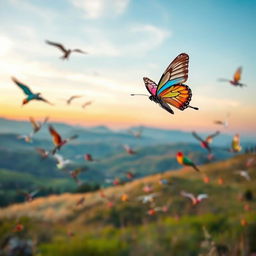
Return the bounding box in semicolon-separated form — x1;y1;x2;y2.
70;0;130;19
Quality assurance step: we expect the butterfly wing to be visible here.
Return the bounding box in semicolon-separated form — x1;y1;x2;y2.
159;84;192;110
233;67;242;83
156;54;192;111
157;53;189;95
143;77;157;96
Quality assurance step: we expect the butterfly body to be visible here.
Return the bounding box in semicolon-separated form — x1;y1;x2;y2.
139;53;198;115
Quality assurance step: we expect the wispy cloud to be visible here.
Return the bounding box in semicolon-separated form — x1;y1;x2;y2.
70;0;130;19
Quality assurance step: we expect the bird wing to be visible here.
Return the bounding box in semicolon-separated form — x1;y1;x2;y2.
45;40;67;53
30;190;39;197
72;49;87;54
35;147;47;156
12;77;34;96
37;96;54;105
181;191;195;201
233;67;242;82
29;117;39;131
53;154;64;163
197;194;208;200
49;125;62;145
67;95;83;104
82;101;92;108
192;131;203;142
66;134;78;143
214;120;224;125
206;131;220;143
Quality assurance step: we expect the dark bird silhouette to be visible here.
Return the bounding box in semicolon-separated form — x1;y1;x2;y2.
12;77;53;105
66;95;83;105
45;40;87;60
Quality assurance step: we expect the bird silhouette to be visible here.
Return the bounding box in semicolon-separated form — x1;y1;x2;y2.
45;40;87;60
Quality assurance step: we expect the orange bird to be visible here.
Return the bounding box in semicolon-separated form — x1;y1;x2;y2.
48;125;78;154
219;67;246;87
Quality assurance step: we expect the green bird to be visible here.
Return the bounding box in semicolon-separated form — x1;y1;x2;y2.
12;77;53;105
176;151;200;172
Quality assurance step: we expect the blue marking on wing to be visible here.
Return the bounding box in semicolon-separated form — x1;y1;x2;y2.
157;78;183;95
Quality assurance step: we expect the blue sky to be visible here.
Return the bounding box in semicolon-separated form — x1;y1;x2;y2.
0;0;255;135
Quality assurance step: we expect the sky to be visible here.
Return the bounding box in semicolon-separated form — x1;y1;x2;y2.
0;0;256;135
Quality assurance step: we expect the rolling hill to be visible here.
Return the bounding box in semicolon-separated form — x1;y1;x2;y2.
0;154;255;256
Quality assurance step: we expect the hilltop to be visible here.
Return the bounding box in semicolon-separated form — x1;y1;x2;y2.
0;154;255;256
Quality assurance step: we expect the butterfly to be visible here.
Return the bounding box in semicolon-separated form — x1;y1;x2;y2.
132;53;198;114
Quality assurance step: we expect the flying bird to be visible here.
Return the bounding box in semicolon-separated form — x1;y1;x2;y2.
84;154;94;162
176;152;200;172
235;170;251;181
123;145;136;155
82;101;92;109
19;190;39;202
53;154;72;169
128;127;143;138
219;67;246;87
48;125;78;154
45;40;87;60
35;147;49;159
70;167;86;185
66;95;83;105
214;113;230;128
181;191;208;205
192;131;220;154
131;53;198;114
17;134;33;143
229;134;242;153
29;116;49;134
12;77;53;105
137;193;159;204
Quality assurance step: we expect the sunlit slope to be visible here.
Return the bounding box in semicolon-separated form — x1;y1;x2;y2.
0;154;255;223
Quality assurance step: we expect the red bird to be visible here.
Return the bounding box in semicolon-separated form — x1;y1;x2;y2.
192;131;220;155
84;154;93;162
123;145;136;155
13;224;24;232
48;125;78;154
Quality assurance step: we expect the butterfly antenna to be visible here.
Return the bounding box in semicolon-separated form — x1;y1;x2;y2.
130;94;148;97
188;105;199;110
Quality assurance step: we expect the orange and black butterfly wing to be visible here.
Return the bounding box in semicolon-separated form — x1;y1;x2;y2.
159;84;192;110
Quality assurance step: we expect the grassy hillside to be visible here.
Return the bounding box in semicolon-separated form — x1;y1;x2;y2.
0;154;255;255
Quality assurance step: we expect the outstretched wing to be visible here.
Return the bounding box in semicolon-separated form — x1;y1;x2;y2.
206;131;220;143
12;77;33;96
29;117;39;131
72;49;87;54
157;53;189;95
48;125;62;145
192;131;203;142
38;96;54;105
143;77;157;96
233;67;242;82
45;40;67;53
